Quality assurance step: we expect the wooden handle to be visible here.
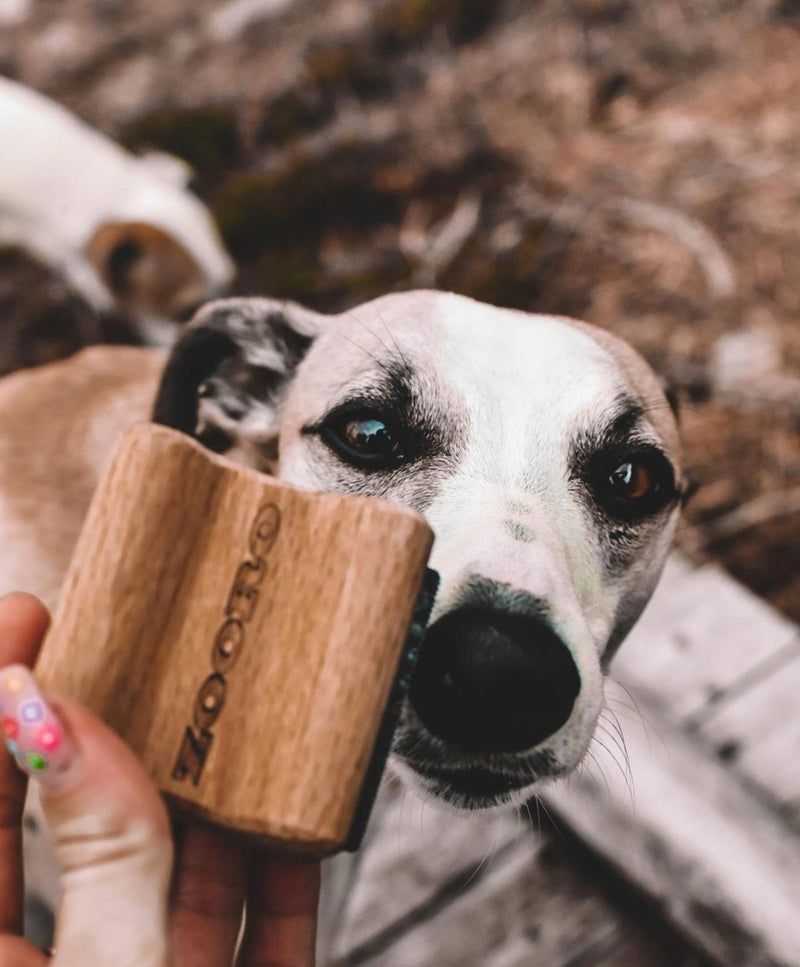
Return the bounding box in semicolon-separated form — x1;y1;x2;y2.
36;423;433;857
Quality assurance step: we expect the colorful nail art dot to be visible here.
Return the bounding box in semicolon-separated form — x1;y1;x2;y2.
5;741;18;757
36;723;61;752
20;701;44;723
26;752;47;772
2;717;18;739
4;674;25;695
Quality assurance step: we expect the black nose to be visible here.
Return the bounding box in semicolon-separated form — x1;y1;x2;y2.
409;607;581;754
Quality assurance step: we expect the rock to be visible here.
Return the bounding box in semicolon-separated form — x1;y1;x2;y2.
0;0;30;27
207;0;299;43
710;328;782;395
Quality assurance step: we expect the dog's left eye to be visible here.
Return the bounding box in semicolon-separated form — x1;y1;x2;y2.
608;461;652;500
314;407;406;469
589;449;677;520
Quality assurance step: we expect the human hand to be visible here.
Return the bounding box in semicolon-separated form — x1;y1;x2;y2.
0;592;320;967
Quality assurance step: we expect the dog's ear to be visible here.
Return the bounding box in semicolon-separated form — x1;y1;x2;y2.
85;220;205;318
152;297;326;467
136;151;193;188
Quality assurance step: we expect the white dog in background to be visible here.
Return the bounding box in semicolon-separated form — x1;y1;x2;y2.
0;77;234;344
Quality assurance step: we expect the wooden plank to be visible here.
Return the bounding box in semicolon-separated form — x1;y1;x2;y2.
615;555;798;720
545;687;800;967
326;781;524;960
697;647;800;806
327;801;688;967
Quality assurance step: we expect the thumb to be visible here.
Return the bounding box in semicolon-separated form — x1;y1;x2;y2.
0;667;173;967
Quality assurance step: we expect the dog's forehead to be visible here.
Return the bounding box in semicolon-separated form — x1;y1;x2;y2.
435;299;617;405
320;291;624;412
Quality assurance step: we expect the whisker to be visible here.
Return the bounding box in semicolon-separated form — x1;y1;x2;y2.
521;799;533;835
604;708;633;775
527;797;543;840
593;728;631;794
594;724;635;808
609;678;666;755
334;329;385;368
461;818;503;889
584;746;612;801
536;795;564;840
375;304;414;373
600;707;635;803
344;309;393;360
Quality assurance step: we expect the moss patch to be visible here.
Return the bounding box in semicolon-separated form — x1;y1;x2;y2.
306;41;391;99
375;0;501;50
255;87;335;148
440;227;551;311
213;146;405;257
119;105;241;187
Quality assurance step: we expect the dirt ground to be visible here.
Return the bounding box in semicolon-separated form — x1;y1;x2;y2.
2;0;799;621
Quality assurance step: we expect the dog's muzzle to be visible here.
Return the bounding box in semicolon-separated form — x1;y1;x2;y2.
409;603;581;755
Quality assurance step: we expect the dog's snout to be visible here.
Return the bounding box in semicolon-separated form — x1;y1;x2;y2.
410;607;581;754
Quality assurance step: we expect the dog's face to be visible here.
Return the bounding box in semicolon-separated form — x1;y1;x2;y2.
154;291;683;809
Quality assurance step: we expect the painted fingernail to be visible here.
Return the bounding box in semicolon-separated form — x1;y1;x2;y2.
0;665;76;787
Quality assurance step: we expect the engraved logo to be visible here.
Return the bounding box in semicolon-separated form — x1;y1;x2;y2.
172;502;281;785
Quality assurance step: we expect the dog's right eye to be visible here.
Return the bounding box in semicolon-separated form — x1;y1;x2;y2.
587;446;679;521
311;405;408;470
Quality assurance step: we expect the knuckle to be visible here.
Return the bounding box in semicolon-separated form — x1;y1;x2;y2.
170;869;244;920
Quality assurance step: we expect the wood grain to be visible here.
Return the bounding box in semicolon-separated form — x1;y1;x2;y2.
698;646;800;808
36;423;433;857
613;555;798;720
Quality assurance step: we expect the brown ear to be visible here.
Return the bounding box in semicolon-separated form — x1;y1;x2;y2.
152;297;327;466
85;221;206;319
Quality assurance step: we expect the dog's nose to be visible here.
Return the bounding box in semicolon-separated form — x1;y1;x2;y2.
410;607;581;754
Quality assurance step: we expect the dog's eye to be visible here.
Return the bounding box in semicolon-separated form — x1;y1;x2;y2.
608;461;651;500
340;417;398;457
315;408;406;469
589;449;677;521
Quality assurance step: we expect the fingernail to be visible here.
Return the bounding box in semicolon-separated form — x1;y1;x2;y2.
0;665;76;787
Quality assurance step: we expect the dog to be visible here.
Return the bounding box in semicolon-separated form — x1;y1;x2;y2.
0;289;683;817
0;77;234;344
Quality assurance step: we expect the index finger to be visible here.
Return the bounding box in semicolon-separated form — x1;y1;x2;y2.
0;594;50;668
0;593;51;934
236;852;320;967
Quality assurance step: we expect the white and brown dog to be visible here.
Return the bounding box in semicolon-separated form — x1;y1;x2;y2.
0;290;683;815
0;77;233;342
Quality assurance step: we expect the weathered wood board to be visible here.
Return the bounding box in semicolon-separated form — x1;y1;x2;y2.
617;553;800;817
613;555;799;721
326;780;524;960
698;650;800;809
326;781;700;967
546;688;800;967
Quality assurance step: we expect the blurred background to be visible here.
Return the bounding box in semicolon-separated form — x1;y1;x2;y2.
2;0;798;622
1;1;799;964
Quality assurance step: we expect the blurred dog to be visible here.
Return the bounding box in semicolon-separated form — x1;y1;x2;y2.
0;77;234;345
